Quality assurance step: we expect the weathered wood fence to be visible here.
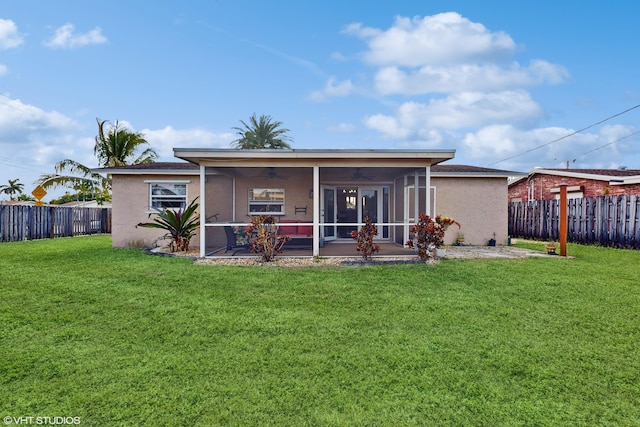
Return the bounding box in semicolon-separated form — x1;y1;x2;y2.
0;205;111;242
509;194;640;249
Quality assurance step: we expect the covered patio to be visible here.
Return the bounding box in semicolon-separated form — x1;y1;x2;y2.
172;148;456;258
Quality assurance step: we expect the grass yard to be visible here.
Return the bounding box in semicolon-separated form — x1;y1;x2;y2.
1;236;639;426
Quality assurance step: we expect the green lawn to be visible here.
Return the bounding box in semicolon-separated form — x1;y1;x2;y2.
1;236;639;426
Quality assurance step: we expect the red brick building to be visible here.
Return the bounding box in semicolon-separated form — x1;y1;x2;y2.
508;168;640;202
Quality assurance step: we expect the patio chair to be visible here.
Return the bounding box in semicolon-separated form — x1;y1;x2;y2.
223;225;250;255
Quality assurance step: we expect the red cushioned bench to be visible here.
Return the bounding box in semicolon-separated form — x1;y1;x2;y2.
278;221;313;248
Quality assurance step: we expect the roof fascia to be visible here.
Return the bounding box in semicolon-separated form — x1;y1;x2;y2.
173;148;456;167
610;176;640;185
93;168;200;175
431;171;525;179
531;168;622;182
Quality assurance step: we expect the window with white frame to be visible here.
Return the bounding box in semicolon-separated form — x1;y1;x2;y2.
551;185;584;200
149;182;188;209
248;188;285;215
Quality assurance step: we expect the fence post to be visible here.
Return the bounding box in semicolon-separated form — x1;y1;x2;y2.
559;184;567;256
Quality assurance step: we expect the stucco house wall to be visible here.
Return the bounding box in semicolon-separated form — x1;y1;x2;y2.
433;177;509;246
111;173;200;248
103;157;519;253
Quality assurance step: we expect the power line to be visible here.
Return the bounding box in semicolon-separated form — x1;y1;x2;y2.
575;130;640;159
488;104;640;166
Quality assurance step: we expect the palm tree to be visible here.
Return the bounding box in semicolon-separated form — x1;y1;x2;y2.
37;160;111;202
232;114;293;149
94;118;158;167
37;118;158;202
0;178;24;200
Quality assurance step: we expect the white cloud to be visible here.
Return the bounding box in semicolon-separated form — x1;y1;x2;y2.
0;97;78;140
327;122;356;133
425;90;543;129
310;77;354;101
44;23;107;49
142;126;234;160
345;12;516;67
339;11;574;155
363;90;543;140
0;64;7;76
374;60;569;95
330;51;349;61
460;124;639;171
0;19;24;49
363;106;445;145
0;96;89;193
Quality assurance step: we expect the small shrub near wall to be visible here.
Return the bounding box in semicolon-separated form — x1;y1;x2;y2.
245;215;290;262
406;214;460;260
350;216;380;260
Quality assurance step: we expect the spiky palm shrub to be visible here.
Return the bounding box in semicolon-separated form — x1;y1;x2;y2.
245;215;290;262
137;198;200;252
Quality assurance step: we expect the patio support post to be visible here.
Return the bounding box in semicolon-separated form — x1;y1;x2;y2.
313;165;320;257
232;177;236;221
425;166;431;217
414;171;419;221
199;165;206;258
404;174;409;243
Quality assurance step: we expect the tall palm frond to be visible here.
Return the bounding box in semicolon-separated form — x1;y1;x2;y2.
232;114;293;149
36;118;158;202
37;159;111;199
95;118;158;167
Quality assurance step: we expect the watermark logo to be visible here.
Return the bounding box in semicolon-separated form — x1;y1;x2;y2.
3;416;81;425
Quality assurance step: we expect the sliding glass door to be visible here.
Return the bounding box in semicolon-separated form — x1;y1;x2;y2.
323;186;389;240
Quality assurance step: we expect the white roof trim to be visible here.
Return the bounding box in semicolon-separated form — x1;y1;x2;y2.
93;168;200;175
173;148;456;167
610;177;640;185
527;168;640;182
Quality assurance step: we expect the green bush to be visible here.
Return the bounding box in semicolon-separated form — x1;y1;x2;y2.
245;215;290;262
137;197;199;252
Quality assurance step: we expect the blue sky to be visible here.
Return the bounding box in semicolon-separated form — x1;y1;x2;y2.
1;1;639;200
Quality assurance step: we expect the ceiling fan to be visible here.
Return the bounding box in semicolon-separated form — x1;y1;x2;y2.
262;167;289;180
341;167;375;181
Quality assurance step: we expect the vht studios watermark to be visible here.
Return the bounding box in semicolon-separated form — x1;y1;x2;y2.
3;416;81;425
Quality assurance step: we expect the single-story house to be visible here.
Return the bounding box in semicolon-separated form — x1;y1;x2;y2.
98;149;522;258
509;168;640;203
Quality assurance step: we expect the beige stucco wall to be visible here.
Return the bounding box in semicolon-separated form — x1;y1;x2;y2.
111;170;509;249
432;177;509;246
111;174;200;248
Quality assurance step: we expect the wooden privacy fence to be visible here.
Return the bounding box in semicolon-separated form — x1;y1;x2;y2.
0;205;111;242
509;194;640;249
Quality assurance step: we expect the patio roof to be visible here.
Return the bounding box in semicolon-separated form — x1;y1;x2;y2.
172;148;456;168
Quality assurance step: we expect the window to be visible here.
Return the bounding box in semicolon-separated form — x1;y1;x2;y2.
150;183;187;209
249;188;285;215
551;185;584;200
